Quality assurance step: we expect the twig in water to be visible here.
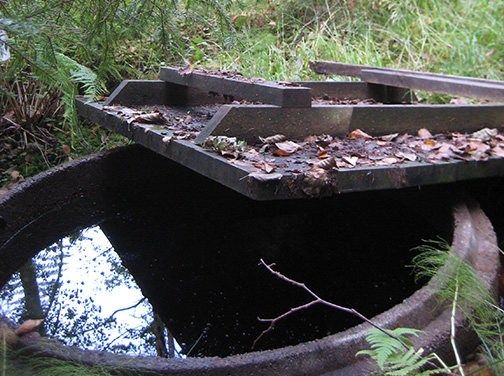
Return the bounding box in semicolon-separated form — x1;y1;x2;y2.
253;259;412;350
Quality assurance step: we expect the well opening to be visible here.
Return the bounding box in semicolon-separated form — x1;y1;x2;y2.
0;145;498;375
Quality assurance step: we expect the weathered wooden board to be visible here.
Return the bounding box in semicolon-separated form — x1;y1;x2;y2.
361;69;504;102
77;96;504;201
160;67;312;108
311;61;504;102
103;80;235;107
196;103;504;144
297;81;414;104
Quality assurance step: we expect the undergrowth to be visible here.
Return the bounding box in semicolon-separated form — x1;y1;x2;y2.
1;0;503;184
358;240;504;375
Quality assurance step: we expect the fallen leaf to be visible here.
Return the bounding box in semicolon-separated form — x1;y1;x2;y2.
246;172;283;182
418;128;433;139
259;134;286;144
254;160;276;173
380;133;399;142
470;128;498;141
450;98;467;105
178;66;194;75
10;170;21;180
420;139;437;151
317;148;331;156
315;157;336;170
15;319;44;336
274;140;302;155
131;112;166;124
273;148;293;156
342;156;358;166
395;151;417;162
62;144;71;154
469;141;491;153
348;129;372;139
491;145;504;158
377;156;401;166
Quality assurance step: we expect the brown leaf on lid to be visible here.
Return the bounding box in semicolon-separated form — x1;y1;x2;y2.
247;172;283;182
131;112;166;124
376;156;401;166
254;160;276;173
315;157;336;170
470;128;498;141
491;145;504;158
273;140;302;156
380;133;399;142
348;129;372;139
418;128;433;139
260;134;286;144
342;156;358;166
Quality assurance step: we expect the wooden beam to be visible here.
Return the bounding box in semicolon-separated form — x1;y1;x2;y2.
361;69;504;102
160;67;312;108
196;104;504;144
310;61;504;102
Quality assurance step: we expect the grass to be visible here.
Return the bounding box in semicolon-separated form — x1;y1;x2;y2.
1;0;503;186
207;0;503;84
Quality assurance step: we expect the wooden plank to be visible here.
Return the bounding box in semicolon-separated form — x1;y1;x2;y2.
310;61;366;78
77;97;504;200
104;80;234;107
362;69;504;102
196;104;504;145
311;61;504;86
311;61;504;101
296;81;414;103
159;67;312;108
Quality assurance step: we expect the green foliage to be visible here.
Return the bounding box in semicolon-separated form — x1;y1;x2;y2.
3;350;145;376
412;240;504;374
359;239;504;375
357;328;439;375
0;0;237;178
212;0;504;91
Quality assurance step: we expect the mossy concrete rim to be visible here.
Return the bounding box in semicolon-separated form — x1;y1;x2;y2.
0;145;499;375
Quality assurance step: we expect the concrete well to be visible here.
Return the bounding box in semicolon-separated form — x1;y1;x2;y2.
0;145;499;375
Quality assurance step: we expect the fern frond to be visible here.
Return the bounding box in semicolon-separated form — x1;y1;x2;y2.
54;52;106;100
357;327;422;370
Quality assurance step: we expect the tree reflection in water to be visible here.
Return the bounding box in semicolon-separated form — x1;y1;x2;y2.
0;226;182;357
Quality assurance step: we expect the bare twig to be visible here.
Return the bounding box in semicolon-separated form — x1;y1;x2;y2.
108;297;146;320
253;259;412;350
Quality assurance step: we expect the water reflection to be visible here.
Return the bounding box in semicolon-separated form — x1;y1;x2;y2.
0;226;182;357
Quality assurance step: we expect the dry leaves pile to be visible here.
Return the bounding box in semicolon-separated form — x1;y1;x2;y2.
219;127;504;190
101;103;504;189
102;105;213;143
247;127;504;175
